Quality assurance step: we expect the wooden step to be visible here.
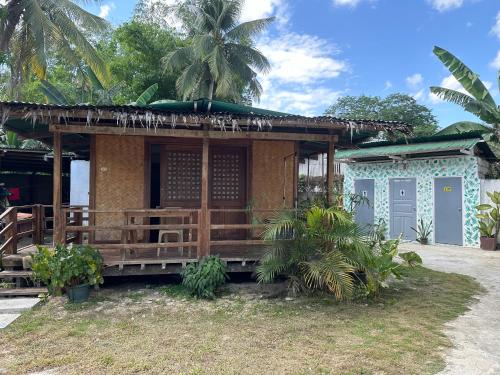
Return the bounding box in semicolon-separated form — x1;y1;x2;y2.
0;270;33;278
0;287;48;297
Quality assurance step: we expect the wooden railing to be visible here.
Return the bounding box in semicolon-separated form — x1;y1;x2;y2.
1;205;295;262
61;208;201;261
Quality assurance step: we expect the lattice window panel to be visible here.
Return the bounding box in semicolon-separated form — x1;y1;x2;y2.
165;151;201;201
212;153;241;201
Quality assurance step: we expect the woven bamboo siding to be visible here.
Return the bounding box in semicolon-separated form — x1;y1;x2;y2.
251;141;295;209
94;135;145;241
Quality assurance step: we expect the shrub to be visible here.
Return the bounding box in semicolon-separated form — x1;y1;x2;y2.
31;244;104;295
257;205;422;300
181;256;228;299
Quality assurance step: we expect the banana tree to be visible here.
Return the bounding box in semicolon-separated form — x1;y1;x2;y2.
430;46;500;138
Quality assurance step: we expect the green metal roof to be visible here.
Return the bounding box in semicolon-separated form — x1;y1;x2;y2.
335;138;483;160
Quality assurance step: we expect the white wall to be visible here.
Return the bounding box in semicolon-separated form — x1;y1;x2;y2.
70;160;90;206
480;179;500;205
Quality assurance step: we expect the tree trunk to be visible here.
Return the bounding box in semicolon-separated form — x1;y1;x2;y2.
208;79;215;101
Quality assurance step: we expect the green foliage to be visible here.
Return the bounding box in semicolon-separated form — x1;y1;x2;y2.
181;256;228;299
98;21;183;104
411;218;432;244
476;191;500;239
31;244;104;295
163;0;273;102
325;93;439;137
430;46;500;131
258;206;422;300
0;0;110;97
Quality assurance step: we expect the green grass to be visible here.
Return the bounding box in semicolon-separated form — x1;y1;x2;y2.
0;266;482;375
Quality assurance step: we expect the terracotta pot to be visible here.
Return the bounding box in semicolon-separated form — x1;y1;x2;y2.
480;237;497;251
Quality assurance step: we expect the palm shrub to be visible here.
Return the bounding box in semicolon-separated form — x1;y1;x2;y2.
257;206;369;300
182;255;228;299
257;206;422;300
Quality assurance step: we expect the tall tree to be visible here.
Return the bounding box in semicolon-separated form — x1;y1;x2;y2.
0;0;110;98
430;46;500;137
98;21;183;104
325;93;438;136
163;0;273;102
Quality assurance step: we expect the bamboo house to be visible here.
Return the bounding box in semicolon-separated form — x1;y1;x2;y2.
0;99;409;276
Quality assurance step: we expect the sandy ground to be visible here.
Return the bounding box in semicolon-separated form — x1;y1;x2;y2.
400;243;500;375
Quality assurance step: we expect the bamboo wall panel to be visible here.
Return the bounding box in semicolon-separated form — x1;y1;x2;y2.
251;141;295;210
95;135;145;240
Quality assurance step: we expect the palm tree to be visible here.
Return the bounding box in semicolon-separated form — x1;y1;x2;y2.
163;0;273;102
0;0;110;97
430;46;500;137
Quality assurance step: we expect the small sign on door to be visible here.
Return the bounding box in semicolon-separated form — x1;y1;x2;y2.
443;186;452;193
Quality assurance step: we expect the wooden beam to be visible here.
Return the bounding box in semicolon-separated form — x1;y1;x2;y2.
327;140;335;206
49;124;337;143
199;138;210;258
53;131;63;244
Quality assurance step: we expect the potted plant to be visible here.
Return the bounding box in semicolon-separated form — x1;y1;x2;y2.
410;218;432;245
476;191;500;251
32;244;104;302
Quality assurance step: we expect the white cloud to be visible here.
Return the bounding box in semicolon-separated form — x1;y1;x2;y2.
256;33;348;115
258;33;348;85
240;0;289;25
384;80;393;90
466;21;473;28
406;73;423;89
491;50;500;70
412;89;425;101
428;0;464;12
491;11;500;39
429;74;493;104
332;0;362;7
98;3;115;19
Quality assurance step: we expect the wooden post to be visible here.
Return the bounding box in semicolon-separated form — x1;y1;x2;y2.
327;139;335;206
32;204;41;244
199;138;210;258
9;207;18;255
293;142;300;209
74;210;83;245
53;131;63;245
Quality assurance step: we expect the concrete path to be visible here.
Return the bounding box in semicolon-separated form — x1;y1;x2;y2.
400;243;500;375
0;297;39;329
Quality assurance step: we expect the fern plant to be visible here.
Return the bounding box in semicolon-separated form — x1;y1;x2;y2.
182;256;228;299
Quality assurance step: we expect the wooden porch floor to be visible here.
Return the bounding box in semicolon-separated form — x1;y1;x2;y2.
2;244;267;276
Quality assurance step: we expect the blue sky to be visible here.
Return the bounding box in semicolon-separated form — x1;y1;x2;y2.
85;0;500;128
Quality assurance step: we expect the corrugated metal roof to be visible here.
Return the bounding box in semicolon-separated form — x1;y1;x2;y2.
335;138;482;160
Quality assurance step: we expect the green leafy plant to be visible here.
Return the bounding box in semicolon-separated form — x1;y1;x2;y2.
363;238;422;296
31;244;104;295
430;46;499;137
411;218;432;245
476;191;500;241
257;206;368;299
258;206;423;300
181;256;228;299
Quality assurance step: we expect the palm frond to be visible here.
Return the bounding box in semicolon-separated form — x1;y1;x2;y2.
39;80;69;105
226;17;275;40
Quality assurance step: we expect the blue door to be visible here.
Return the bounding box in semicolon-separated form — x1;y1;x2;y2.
354;179;374;229
390;178;417;240
434;177;463;245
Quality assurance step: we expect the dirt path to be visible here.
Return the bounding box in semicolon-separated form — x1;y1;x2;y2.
400;243;500;375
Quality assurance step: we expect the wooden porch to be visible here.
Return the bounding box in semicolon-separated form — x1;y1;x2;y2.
0;204;289;275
